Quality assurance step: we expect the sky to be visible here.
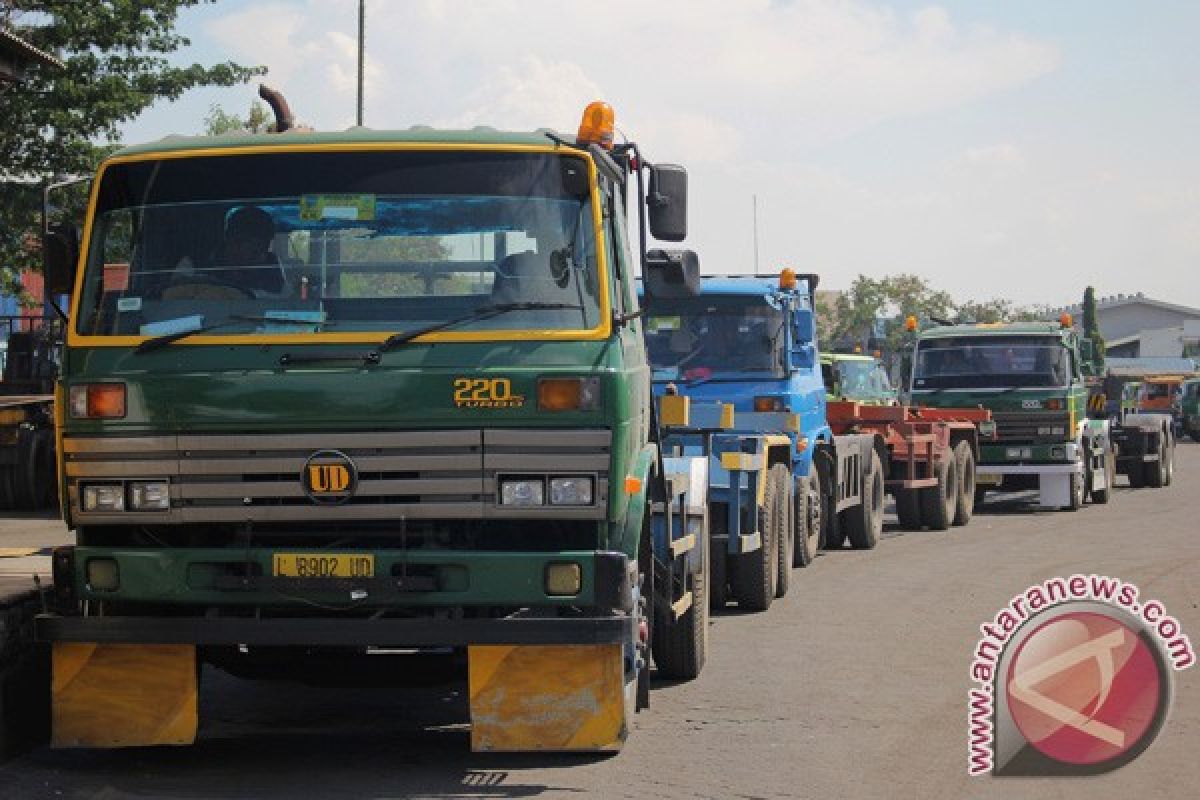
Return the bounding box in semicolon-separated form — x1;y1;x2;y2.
119;0;1200;310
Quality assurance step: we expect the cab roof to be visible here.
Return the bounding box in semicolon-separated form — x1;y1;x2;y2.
821;353;876;363
917;321;1069;339
110;127;565;159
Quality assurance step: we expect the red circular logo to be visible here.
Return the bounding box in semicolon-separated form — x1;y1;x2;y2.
1006;611;1163;766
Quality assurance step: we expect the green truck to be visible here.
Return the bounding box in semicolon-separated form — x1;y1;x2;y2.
1183;378;1200;441
821;352;897;405
905;320;1114;510
31;96;711;752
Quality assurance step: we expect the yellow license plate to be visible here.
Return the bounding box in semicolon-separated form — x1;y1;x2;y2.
272;553;375;578
976;473;1002;486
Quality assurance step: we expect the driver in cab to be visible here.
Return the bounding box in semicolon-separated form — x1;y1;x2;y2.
210;206;286;294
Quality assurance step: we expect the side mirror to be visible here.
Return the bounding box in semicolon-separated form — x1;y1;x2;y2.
43;222;80;296
647;164;687;242
643;249;700;298
791;343;816;369
792;308;816;344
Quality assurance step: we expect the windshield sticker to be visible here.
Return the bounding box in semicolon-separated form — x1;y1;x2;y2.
264;310;326;324
299;194;377;222
116;296;142;313
647;316;681;332
259;310;327;334
103;263;130;292
139;315;204;337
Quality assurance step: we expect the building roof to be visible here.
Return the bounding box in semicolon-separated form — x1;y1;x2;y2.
1055;292;1200;319
110;127;565;158
1104;357;1198;377
0;27;64;73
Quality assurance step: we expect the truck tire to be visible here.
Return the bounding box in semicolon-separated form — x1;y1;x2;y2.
0;467;13;511
1090;448;1115;504
793;469;821;567
816;452;844;550
636;519;653;711
709;537;728;612
653;511;709;680
773;465;792;598
844;450;884;550
895;488;922;530
730;470;780;611
1192;430;1200;443
10;427;36;510
919;455;957;531
952;441;975;527
1064;470;1084;511
1164;435;1174;486
1146;443;1167;488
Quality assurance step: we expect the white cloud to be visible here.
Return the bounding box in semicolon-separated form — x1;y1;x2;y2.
203;0;1058;150
120;1;1200;308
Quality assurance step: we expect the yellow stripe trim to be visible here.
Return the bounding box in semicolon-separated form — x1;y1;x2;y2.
66;142;613;348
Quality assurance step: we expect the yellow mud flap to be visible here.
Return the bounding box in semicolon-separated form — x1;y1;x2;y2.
52;643;197;748
468;644;629;752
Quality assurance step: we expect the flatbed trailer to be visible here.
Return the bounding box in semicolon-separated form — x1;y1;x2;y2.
825;401;993;530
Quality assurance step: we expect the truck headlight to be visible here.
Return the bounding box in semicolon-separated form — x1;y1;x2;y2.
129;481;170;511
500;478;544;506
549;476;594;505
82;484;125;512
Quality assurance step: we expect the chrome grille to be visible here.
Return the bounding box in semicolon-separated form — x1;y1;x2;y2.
990;411;1071;443
64;429;610;524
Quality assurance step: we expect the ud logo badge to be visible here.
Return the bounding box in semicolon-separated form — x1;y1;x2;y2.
302;450;357;505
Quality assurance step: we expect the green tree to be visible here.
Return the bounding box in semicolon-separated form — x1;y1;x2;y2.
953;298;1052;324
1081;285;1105;372
203;100;274;135
0;0;265;283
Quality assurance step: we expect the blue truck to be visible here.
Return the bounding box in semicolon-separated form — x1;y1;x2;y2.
638;268;890;611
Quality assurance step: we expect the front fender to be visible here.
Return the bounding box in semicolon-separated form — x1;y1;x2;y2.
613;442;658;559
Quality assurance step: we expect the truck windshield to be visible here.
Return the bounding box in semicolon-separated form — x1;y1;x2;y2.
75;150;603;338
913;335;1070;389
643;298;785;380
833;359;893;401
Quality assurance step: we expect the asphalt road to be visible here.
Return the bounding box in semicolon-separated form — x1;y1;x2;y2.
2;446;1198;799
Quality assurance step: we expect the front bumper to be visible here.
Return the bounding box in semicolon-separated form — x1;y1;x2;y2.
36;613;630;646
59;547;632;610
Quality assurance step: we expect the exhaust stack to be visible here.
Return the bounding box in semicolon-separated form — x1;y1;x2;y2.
258;84;296;133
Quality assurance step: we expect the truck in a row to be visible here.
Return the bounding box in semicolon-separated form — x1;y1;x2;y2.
1;94;1176;759
902;316;1176;506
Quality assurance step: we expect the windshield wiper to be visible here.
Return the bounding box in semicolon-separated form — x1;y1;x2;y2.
378;302;583;352
135;315;279;354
